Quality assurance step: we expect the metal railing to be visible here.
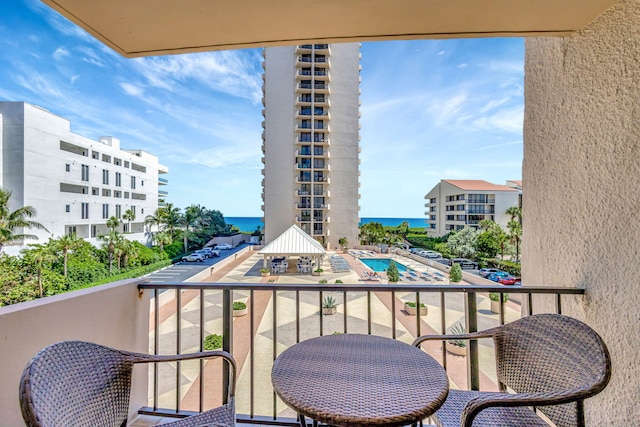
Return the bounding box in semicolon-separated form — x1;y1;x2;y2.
137;281;583;424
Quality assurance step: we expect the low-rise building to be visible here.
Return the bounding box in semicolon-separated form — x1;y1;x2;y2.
424;179;520;237
0;102;168;253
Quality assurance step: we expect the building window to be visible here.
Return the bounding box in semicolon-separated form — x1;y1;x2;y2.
67;226;77;235
130;206;136;216
115;204;122;218
91;151;99;160
102;203;109;219
124;161;130;168
131;176;136;189
124;192;129;199
81;202;89;219
81;164;89;181
141;180;144;186
102;154;111;163
115;172;121;187
65;204;70;213
114;191;121;198
102;169;109;185
65;164;70;172
91;225;97;238
114;158;121;166
92;187;99;196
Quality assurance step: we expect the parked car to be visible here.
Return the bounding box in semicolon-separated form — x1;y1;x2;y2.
182;253;205;262
200;247;221;257
479;268;501;278
498;275;520;286
450;258;479;269
214;243;232;250
435;258;451;266
409;248;423;254
487;271;511;282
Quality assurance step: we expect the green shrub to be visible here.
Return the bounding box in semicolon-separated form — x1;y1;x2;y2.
404;301;426;308
74;259;172;290
322;296;337;308
449;263;463;283
387;261;400;282
163;241;184;259
233;301;247;310
319;279;328;284
66;257;109;289
335;279;343;284
448;323;467;348
489;292;509;302
204;334;223;350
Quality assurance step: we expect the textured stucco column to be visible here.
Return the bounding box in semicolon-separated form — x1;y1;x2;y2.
523;0;640;423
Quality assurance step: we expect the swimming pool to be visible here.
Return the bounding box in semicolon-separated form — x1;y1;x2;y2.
359;258;408;273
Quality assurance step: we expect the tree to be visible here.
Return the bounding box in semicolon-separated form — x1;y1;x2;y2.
152;230;172;252
507;219;523;262
359;222;385;245
122;209;136;233
106;216;121;233
22;244;57;297
51;233;81;280
506;206;522;223
0;188;49;253
475;220;508;259
446;227;478;258
387;261;400;283
98;231;122;273
449;263;463;284
162;203;183;241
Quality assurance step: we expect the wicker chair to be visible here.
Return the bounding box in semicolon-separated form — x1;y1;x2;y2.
413;314;611;427
19;340;236;427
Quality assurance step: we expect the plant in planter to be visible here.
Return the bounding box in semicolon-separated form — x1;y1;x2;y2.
338;237;348;253
335;279;343;284
446;323;467;356
404;300;428;316
319;279;328;284
387;261;400;283
203;333;223;351
449;263;463;284
312;267;324;276
259;268;270;277
322;295;337;315
489;292;509;313
233;301;248;317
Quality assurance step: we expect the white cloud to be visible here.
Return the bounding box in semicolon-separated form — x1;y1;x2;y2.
457;63;468;68
120;82;144;97
472;106;524;133
438;50;445;55
52;47;69;61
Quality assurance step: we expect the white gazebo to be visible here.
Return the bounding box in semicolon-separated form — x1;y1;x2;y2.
258;225;326;270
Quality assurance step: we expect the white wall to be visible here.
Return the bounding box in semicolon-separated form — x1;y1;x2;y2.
524;0;640;423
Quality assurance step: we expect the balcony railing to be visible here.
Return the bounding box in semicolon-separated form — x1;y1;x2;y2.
137;281;585;424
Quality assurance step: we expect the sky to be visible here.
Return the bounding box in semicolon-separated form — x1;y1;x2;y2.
0;0;524;218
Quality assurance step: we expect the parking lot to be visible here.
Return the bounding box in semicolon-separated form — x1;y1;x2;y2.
144;243;249;283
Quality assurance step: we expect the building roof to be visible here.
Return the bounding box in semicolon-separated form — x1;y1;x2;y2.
507;180;523;187
41;1;618;58
443;180;517;192
258;225;326;256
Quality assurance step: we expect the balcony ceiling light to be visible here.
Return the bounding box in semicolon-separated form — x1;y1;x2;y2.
41;0;618;58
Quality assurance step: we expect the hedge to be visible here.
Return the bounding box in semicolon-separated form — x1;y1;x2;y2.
481;258;521;276
72;259;173;291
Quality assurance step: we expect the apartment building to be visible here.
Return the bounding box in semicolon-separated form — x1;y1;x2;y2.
424;179;519;237
261;44;361;248
0;102;168;253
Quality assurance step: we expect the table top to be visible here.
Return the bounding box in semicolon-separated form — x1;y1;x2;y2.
271;334;449;427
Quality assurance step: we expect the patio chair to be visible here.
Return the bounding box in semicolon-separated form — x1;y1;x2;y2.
20;340;236;427
413;314;611;427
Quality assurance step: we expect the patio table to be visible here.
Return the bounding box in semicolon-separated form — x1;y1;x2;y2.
271;334;449;427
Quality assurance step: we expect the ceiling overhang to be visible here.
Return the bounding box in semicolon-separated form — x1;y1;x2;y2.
41;0;619;58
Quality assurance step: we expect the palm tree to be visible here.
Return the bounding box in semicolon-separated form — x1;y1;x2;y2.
0;189;49;253
162;204;183;241
106;216;121;233
182;205;205;253
506;206;522;223
22;244;56;297
98;231;122;273
52;233;81;279
153;230;172;252
122;209;136;233
507;219;523;262
115;238;137;269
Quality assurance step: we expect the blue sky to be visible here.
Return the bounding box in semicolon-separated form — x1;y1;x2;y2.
0;0;523;218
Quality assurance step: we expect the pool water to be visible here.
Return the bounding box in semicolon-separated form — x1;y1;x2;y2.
359;258;408;273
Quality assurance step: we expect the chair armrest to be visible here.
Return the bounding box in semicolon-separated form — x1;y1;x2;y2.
461;390;586;427
131;350;237;398
412;332;493;347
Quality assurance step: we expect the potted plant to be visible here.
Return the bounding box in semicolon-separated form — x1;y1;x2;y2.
338;237;348;253
260;268;270;277
449;263;463;284
404;301;428;316
203;333;223;351
322;295;337;315
233;301;247;317
387;261;400;283
335;279;343;284
312;267;324;276
319;279;328;284
489;292;509;313
445;323;467;356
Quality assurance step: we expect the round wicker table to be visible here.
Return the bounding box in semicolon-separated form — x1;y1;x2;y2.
271;334;449;427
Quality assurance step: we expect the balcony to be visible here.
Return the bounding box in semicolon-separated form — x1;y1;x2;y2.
158;177;168;185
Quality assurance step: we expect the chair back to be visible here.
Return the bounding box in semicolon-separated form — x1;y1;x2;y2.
20;341;134;427
493;314;611;427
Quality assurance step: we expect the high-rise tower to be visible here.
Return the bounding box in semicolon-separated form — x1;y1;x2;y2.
261;44;361;248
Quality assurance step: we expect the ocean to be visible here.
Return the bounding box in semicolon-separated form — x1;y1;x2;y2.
225;217;426;233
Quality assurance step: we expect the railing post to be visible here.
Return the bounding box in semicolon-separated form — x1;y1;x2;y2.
465;291;480;391
222;289;233;404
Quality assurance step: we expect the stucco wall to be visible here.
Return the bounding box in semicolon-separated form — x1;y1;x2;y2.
523;0;640;423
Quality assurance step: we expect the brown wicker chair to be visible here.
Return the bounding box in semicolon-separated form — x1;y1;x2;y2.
413;314;611;427
19;340;236;427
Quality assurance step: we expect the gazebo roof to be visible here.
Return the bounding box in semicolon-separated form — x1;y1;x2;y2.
258;225;326;256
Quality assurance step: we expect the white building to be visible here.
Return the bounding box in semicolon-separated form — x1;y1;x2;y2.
261;44;361;249
424;179;519;237
0;102;168;253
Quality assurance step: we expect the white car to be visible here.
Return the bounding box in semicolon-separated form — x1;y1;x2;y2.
200;247;221;257
182;253;205;262
214;243;232;250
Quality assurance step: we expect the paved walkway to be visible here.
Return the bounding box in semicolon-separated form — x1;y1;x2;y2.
144;249;522;423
